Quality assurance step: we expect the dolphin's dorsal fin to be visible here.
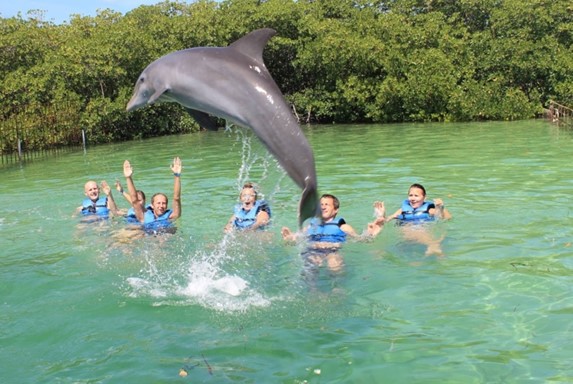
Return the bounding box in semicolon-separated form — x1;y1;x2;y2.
229;28;276;65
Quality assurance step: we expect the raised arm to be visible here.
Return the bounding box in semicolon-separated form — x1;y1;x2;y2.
115;180;132;204
251;209;270;231
431;198;452;220
101;180;119;215
123;160;144;222
343;221;383;241
170;157;182;220
224;214;236;233
340;222;359;238
386;206;403;222
366;201;386;238
281;226;302;244
343;202;386;241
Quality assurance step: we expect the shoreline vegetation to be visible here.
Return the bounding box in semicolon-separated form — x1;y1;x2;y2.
1;0;572;154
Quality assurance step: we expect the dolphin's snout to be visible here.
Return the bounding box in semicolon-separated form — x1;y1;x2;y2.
126;97;142;112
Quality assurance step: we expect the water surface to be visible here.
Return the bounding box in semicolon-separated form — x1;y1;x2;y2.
1;120;572;383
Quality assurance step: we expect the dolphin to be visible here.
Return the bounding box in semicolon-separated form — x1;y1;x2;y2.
126;28;318;226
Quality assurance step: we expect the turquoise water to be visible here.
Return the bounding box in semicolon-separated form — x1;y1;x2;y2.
1;120;572;383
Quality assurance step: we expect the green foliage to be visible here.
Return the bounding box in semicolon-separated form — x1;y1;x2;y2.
448;79;539;121
1;0;572;152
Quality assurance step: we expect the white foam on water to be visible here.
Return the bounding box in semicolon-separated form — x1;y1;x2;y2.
124;237;273;312
126;277;168;298
123;128;289;312
175;258;271;312
212;275;248;296
180;273;248;297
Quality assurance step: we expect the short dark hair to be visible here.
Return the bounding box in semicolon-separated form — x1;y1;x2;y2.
151;192;168;205
409;183;426;196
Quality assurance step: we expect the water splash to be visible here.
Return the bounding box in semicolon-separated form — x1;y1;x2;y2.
123;126;296;312
124;222;275;312
228;126;287;201
175;234;271;311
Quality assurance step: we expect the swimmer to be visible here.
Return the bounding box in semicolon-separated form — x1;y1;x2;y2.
115;180;148;223
123;157;182;234
224;182;271;232
377;183;451;256
76;180;118;219
282;193;384;273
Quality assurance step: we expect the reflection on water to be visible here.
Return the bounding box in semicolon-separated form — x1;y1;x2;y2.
1;120;573;382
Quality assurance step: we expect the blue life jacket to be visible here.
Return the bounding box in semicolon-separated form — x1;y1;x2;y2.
306;217;347;243
233;200;271;230
143;206;174;233
81;196;109;217
126;204;152;223
397;200;435;224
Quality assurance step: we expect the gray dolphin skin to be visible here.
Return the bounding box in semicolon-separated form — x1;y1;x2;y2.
126;28;318;226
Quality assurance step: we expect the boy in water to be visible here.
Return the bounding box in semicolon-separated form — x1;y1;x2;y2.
376;183;451;256
282;193;384;273
224;182;271;232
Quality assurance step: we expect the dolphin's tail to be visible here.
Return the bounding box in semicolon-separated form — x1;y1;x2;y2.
298;184;320;227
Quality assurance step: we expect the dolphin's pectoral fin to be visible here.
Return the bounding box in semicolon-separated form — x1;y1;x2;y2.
148;86;169;105
185;108;219;131
298;183;320;228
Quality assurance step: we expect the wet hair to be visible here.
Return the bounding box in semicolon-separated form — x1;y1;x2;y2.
137;190;146;201
151;192;168;205
409;183;427;196
320;193;340;209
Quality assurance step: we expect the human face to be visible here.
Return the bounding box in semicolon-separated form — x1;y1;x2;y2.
320;197;339;222
407;187;426;209
240;188;256;211
84;181;99;201
152;194;168;217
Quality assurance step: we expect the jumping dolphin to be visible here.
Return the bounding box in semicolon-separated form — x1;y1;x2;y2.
126;28;318;226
